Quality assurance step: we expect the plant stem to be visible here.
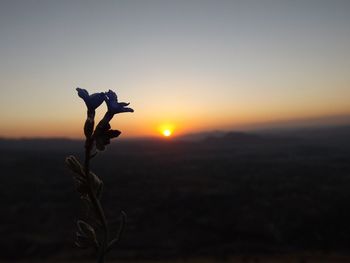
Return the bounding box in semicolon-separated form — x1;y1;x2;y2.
84;138;109;263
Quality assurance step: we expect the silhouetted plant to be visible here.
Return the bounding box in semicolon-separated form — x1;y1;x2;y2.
66;88;134;263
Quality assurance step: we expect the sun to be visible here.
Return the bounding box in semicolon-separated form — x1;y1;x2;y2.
162;129;172;137
158;123;175;138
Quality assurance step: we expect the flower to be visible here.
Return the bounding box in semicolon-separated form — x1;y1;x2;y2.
76;87;105;112
104;90;134;115
94;122;121;151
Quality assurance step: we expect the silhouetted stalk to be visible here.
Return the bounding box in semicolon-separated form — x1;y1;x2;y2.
67;88;133;263
84;137;109;263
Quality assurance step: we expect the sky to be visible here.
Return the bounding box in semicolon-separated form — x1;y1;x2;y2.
0;0;349;138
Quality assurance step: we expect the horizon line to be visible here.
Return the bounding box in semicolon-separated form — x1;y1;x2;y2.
1;121;350;141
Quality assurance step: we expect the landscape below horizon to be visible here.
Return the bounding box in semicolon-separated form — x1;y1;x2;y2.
1;124;350;262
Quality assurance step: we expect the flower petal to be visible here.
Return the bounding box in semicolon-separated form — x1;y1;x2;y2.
76;88;105;111
121;107;134;113
103;89;134;115
76;88;89;101
105;90;118;102
89;92;105;110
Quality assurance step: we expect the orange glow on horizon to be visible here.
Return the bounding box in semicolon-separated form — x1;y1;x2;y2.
1;111;350;139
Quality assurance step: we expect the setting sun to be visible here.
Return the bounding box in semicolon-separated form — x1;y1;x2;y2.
162;129;172;137
158;123;176;138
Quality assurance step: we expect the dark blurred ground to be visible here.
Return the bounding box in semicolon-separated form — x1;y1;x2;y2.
1;126;350;262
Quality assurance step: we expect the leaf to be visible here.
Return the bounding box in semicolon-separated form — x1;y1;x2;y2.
66;156;89;197
74;180;89;197
75;231;99;249
96;181;104;200
94;124;121;151
66;155;103;199
75;232;91;249
65;155;84;175
77;220;97;242
95;135;108;151
89;172;103;199
107;129;121;139
106;211;127;252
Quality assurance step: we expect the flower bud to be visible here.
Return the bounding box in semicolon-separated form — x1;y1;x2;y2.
84;117;94;138
65;155;83;174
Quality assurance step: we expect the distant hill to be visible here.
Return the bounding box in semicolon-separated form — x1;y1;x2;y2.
257;124;350;146
203;131;267;144
175;130;227;141
175;124;350;147
0;124;349;151
0;138;83;152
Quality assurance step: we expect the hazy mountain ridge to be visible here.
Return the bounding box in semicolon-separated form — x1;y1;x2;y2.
178;124;350;147
1;124;350;150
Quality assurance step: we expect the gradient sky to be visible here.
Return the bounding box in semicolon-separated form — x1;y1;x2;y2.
0;0;350;138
